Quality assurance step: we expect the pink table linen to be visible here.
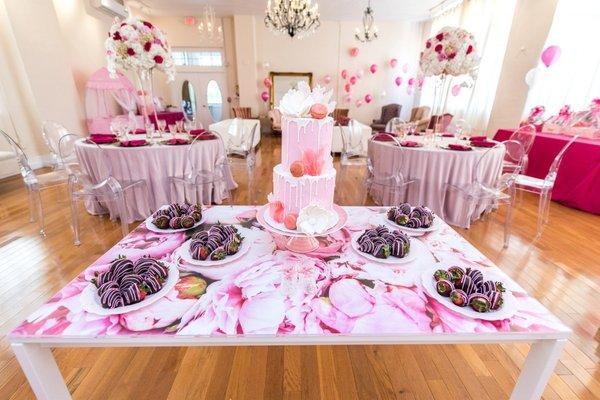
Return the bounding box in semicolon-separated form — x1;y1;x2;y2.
10;206;568;339
368;138;505;228
74;139;237;223
148;111;185;129
494;129;600;214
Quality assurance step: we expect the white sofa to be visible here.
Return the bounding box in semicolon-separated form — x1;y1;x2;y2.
208;119;261;149
331;120;372;155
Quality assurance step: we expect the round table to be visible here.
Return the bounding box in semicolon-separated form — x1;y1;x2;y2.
75;137;237;223
368;136;505;227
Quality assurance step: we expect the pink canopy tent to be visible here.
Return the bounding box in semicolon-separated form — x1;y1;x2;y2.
84;67;144;134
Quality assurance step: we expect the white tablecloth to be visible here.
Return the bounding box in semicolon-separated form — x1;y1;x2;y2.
75;138;237;223
368;136;505;227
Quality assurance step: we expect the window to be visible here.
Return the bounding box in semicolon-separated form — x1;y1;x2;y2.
171;49;223;67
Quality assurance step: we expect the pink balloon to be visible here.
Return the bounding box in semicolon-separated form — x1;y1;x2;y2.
356;69;364;78
323;74;332;84
350;47;359;57
408;77;415;86
451;84;461;96
344;83;351;93
263;78;272;88
402;63;409;73
341;69;348;79
369;64;378;74
395;76;402;86
260;91;269;102
541;45;561;68
349;76;357;85
389;58;398;68
355;99;363;108
364;94;373;104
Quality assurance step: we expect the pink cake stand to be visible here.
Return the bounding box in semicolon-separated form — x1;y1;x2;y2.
256;204;348;253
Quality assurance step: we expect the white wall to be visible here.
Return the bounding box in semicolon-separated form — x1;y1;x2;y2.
236;16;423;124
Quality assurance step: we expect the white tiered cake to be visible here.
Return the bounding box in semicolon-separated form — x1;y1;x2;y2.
267;82;339;235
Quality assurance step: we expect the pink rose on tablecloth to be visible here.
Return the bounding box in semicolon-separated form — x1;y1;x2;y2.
328;279;374;317
94;229;186;265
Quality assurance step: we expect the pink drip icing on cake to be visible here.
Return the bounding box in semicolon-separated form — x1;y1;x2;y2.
271;116;336;216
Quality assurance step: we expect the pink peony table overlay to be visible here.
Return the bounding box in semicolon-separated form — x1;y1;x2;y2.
74;139;237;223
368;137;505;228
494;129;600;215
10;206;569;400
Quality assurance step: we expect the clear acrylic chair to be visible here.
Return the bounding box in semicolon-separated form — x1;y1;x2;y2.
1;130;69;235
504;124;536;173
59;134;147;245
42;121;72;169
339;119;367;165
385;118;407;133
364;133;420;205
446;118;472;138
168;131;231;206
514;135;578;238
443;141;523;247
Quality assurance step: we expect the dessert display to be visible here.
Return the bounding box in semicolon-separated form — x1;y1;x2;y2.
266;82;339;235
433;266;506;313
92;256;169;309
387;203;435;229
151;203;202;230
356;225;411;259
188;224;244;261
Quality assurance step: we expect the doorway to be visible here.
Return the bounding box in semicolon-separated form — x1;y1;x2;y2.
172;71;228;128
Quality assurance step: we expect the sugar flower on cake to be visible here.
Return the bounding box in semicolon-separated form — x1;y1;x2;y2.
277;81;336;118
419;26;479;77
105;17;175;81
296;204;337;235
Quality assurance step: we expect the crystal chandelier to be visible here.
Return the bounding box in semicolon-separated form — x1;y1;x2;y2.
197;5;222;42
355;0;379;43
265;0;321;39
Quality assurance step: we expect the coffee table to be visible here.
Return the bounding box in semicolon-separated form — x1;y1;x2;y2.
9;206;570;400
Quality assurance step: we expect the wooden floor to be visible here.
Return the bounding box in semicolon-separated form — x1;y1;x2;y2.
1;134;599;400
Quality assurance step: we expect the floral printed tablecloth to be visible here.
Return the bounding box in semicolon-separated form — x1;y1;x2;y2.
10;206;568;339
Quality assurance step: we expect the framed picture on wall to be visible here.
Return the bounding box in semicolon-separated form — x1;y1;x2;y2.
269;72;313;109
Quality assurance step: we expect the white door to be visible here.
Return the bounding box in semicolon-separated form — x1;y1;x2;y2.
171;72;228;129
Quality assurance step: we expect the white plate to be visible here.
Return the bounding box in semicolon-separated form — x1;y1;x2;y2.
80;262;179;316
263;206;339;235
351;231;418;265
145;210;205;234
176;225;251;266
382;214;441;235
420;265;517;321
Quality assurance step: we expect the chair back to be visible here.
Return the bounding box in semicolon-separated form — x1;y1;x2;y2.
410;106;430;122
502;140;525;174
42;121;70;165
473;143;503;185
186;130;229;182
545;135;578;184
227;118;257;156
385;118;407;133
379;104;401;125
0;129;36;183
339;119;365;154
509;124;536;154
58;134;82;175
232;107;252;119
367;135;406;190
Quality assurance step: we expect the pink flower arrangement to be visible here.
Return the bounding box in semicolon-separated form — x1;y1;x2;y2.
420;27;479;77
105;17;175;81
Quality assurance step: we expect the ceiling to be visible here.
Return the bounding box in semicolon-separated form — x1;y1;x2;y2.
131;0;443;21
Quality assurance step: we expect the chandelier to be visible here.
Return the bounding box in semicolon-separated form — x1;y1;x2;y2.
197;5;222;42
355;0;379;43
265;0;321;39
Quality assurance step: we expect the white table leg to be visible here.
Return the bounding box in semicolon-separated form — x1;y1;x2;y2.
11;343;71;400
510;339;567;400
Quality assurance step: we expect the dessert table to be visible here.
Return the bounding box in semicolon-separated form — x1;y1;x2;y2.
74;138;237;223
494;129;600;214
10;206;569;400
368;137;505;227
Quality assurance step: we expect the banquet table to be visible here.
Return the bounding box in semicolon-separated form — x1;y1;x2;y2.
10;206;569;400
494;129;600;214
368;136;505;227
148;111;184;129
74;138;237;223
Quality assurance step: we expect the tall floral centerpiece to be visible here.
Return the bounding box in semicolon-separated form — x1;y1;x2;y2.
105;18;175;131
419;26;479;132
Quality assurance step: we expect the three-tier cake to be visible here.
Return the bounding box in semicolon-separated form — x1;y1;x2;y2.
266;82;339;235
